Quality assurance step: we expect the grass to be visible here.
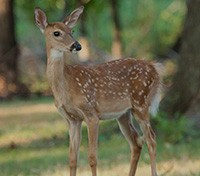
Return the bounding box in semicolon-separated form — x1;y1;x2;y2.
0;97;200;176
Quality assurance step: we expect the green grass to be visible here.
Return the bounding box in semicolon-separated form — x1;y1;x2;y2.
0;97;200;176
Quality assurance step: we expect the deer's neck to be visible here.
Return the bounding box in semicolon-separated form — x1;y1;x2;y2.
46;47;64;82
46;47;70;106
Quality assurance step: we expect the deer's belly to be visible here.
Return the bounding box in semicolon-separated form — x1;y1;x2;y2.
99;107;131;120
98;98;132;120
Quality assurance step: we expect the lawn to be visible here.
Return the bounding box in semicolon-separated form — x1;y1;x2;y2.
0;97;200;176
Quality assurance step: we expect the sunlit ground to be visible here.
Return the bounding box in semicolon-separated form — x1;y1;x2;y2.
0;97;199;176
42;160;200;176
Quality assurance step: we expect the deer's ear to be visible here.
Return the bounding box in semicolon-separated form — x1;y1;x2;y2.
63;6;84;28
34;7;48;33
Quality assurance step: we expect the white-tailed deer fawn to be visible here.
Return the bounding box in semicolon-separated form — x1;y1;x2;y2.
34;6;162;176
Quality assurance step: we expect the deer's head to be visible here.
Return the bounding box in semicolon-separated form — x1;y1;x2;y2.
34;6;84;53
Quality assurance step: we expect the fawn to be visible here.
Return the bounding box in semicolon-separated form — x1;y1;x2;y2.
34;6;162;176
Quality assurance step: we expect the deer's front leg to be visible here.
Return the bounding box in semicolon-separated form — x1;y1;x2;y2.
86;117;99;176
68;120;82;176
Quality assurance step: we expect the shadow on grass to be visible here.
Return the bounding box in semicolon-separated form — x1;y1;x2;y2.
0;120;128;176
0;147;68;176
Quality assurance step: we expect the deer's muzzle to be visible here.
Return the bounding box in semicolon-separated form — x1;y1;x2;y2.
70;41;82;52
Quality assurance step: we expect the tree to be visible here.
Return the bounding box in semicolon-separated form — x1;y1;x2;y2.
109;0;122;59
0;0;29;98
161;0;200;117
77;0;91;62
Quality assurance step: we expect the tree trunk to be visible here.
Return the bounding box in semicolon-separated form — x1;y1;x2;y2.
161;0;200;117
77;0;91;62
0;0;29;98
110;0;122;59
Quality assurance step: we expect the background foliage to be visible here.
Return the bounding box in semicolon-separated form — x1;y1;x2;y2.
13;0;186;94
16;0;185;57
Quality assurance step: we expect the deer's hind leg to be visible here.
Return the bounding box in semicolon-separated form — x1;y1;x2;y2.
117;110;144;176
134;111;158;176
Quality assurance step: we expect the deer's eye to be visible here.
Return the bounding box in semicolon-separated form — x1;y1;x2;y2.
53;31;61;37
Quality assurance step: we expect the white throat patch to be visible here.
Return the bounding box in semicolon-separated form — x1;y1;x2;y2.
50;49;63;60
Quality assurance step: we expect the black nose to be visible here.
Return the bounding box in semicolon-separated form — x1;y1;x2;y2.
70;41;82;51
